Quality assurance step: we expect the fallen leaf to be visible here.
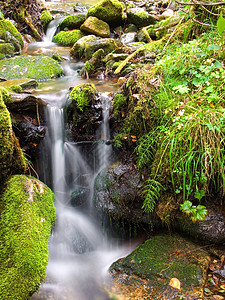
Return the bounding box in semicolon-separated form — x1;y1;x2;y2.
169;278;181;290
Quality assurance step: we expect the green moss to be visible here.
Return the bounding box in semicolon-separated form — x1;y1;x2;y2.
8;85;23;93
0;175;55;299
0;43;14;60
59;14;85;31
52;30;85;46
113;93;127;116
70;35;98;58
80;16;110;38
70;83;97;112
0;20;23;52
0;91;27;184
0;87;12;104
40;10;53;29
52;52;64;62
0;55;64;81
87;0;123;26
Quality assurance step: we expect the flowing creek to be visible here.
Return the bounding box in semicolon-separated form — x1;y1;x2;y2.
29;4;136;299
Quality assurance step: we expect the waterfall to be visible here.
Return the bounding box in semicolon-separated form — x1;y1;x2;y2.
43;18;62;44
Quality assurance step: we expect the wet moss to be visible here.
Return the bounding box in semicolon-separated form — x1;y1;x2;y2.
87;0;124;26
52;30;85;46
0;43;14;60
0;20;23;52
0;90;27;184
40;10;53;30
0;175;55;299
59;14;86;31
0;87;13;104
0;55;64;81
70;83;97;112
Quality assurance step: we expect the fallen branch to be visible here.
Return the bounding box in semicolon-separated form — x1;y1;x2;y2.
176;0;225;5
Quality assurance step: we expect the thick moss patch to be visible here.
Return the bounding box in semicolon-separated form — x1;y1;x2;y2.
52;30;85;46
87;0;124;26
70;83;97;112
110;234;210;299
40;10;53;29
0;43;14;60
59;14;86;31
0;55;64;81
0;20;24;52
0;175;55;299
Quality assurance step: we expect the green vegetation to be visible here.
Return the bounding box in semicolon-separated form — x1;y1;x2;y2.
52;30;85;46
70;83;97;112
113;10;225;222
0;20;23;52
0;55;63;81
0;175;55;299
0;43;14;60
40;10;53;29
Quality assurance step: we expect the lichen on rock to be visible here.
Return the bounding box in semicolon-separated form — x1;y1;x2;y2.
80;16;110;38
59;14;86;31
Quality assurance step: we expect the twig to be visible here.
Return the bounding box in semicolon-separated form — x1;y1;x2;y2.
162;16;185;52
36;103;40;126
193;18;217;27
28;161;39;179
176;0;225;6
192;0;220;15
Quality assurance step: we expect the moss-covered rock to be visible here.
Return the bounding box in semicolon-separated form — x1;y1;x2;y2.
59;14;86;31
87;0;124;26
0;175;55;299
0;86;12;104
0;90;27;184
0;20;24;52
127;7;158;28
0;55;64;81
0;43;14;60
80;16;110;38
110;234;210;299
71;36;121;60
52;29;85;46
40;10;53;30
66;83;102;141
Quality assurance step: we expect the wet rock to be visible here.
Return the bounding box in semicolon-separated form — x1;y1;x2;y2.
59;14;86;31
177;208;225;244
87;0;124;26
109;234;210;299
120;32;136;44
0;55;64;81
52;30;85;46
80;16;110;38
93;162;161;226
65;83;102;142
0;90;27;185
127;7;158;28
0;78;38;90
70;185;90;207
71;36;122;60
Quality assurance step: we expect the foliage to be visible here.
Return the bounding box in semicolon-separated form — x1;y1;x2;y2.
180;200;207;222
141;179;163;213
40;10;53;29
0;175;55;299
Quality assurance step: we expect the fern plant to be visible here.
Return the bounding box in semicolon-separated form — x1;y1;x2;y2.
142;179;163;213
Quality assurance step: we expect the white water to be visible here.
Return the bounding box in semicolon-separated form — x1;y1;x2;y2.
30;15;135;300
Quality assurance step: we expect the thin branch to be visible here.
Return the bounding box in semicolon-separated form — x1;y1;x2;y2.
175;0;225;6
192;0;220;15
193;17;217;27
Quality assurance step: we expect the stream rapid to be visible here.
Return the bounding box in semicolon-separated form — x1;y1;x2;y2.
29;3;135;299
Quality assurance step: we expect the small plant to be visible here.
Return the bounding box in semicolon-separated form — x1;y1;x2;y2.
180;200;207;222
142;179;163;213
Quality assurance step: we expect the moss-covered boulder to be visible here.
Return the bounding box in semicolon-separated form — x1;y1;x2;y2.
87;0;124;26
109;234;210;299
0;78;38;90
0;20;24;52
66;83;102;141
0;175;55;299
127;7;158;28
0;43;14;60
40;10;53;30
71;36;121;60
52;29;85;46
0;90;27;184
59;14;86;31
0;55;64;81
80;16;110;38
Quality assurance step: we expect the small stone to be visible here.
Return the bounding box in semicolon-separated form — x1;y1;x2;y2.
117;77;126;85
